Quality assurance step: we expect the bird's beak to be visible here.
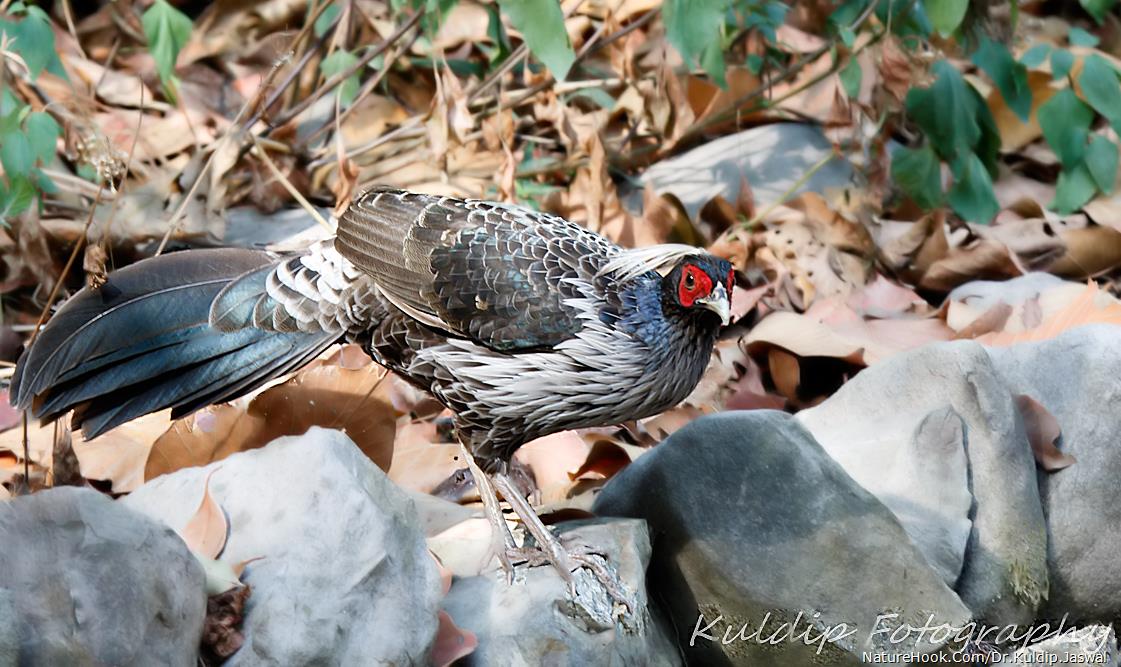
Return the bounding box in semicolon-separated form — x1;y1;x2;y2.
697;282;731;326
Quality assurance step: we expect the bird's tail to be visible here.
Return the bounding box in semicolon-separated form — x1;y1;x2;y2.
10;248;339;437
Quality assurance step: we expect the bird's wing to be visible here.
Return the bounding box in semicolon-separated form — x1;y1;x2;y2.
335;187;622;351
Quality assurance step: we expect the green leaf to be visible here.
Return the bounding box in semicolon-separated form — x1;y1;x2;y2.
923;0;968;36
1020;43;1051;68
142;0;193;85
0;174;34;219
700;39;725;87
1069;26;1100;47
0;132;32;176
969;84;1002;175
31;168;57;195
314;3;341;37
25;112;60;163
1085;135;1119;193
906;60;979;161
663;0;729;79
839;56;862;99
1080;0;1118;23
1079;54;1121;131
1051;48;1074;81
746;53;764;75
499;0;576;80
891;144;943;209
1052;162;1098;213
948;152;999;224
320;50;360;106
972;36;1032;122
1038;88;1095;168
8;9;61;79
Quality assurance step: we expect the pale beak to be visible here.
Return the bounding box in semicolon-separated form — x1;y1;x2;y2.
697;282;731;326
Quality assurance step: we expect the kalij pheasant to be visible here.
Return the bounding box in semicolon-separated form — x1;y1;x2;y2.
11;187;733;615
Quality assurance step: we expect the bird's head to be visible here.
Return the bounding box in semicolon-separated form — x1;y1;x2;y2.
662;255;734;326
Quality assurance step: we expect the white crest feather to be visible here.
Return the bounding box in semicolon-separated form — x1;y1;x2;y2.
597;244;702;282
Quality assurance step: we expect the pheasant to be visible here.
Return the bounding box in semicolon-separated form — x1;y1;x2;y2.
11;187;733;617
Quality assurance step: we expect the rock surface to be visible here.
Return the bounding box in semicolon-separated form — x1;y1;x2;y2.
593;411;972;666
986;325;1121;621
1011;625;1119;666
123;426;442;666
441;518;681;666
0;487;206;666
797;341;1049;625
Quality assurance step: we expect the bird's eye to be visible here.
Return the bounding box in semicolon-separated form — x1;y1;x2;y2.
684;273;695;289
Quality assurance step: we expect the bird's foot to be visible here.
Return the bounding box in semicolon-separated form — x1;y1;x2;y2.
492;474;637;630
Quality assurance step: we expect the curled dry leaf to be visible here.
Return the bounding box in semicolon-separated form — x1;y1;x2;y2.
1014;395;1075;472
180;470;229;560
979;282;1121;347
567;439;641;481
200;585;252;664
431;610;479;667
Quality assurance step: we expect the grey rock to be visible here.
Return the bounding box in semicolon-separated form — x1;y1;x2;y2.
123;426;442;666
628;124;856;219
593;411;971;666
1011;625;1119;666
0;588;18;667
986;325;1121;621
442;518;681;666
0;487;206;666
797;341;1049;625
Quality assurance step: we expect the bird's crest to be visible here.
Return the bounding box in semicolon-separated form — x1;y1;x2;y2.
597;244;702;282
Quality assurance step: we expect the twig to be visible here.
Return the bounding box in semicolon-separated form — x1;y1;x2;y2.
744;151;837;227
302;28;420;148
154;59;288;255
266;11;423;129
250;136;332;231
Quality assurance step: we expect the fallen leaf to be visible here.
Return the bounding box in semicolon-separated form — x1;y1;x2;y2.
200;585;251;664
1014;395;1075;472
180;470;229;560
431;610;478;667
980;282;1121;346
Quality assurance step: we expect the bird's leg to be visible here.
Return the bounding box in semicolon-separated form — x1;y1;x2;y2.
459;443;518;582
491;472;635;619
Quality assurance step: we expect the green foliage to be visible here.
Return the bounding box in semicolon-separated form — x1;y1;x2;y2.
1078;54;1121;133
1050;48;1074;81
314;2;342;37
1069;26;1100;47
1086;135;1119;192
923;0;967;37
1080;0;1118;24
839;54;862;99
142;0;193;93
897;60;1001;223
498;0;575;80
0;5;66;80
972;37;1030;122
891;145;942;209
0;107;61;222
320;50;361;106
947;153;999;224
1038;89;1094;168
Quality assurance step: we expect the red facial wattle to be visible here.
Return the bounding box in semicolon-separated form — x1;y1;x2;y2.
677;265;713;307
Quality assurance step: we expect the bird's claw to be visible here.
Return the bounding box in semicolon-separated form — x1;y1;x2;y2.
507;536;636;622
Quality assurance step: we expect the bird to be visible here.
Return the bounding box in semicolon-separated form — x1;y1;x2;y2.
11;187;733;615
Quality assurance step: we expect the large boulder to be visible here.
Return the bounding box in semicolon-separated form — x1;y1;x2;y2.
985;325;1121;622
593;411;971;665
797;341;1049;625
123;427;443;666
0;487;206;666
439;518;681;666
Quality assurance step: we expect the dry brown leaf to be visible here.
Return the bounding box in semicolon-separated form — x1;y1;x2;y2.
767;348;801;401
200;584;251;664
513;431;590;504
146;352;397;481
431;610;479;667
387;422;463;494
568;439;637;481
953;302;1014;340
979;282;1121;346
180;470;229;560
1014;395;1075;472
988;71;1060;151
